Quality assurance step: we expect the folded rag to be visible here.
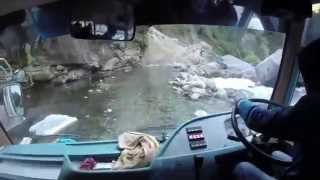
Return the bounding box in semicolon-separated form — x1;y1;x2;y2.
112;132;160;170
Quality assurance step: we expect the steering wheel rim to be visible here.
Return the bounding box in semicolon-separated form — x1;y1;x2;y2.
231;98;292;166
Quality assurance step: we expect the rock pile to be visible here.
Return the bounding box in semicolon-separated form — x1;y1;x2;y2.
23;64;90;85
169;72;217;100
166;39;287;102
169;52;260;101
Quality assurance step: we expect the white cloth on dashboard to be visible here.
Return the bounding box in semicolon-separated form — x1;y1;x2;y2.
111;132;160;170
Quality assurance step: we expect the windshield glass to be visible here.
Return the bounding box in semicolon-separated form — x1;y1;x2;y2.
0;23;285;144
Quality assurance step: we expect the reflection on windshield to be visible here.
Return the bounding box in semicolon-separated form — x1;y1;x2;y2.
0;24;285;144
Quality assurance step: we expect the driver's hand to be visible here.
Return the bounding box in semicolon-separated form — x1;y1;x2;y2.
237;99;256;121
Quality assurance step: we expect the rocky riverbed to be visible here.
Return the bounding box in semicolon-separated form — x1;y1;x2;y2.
10;66;233;143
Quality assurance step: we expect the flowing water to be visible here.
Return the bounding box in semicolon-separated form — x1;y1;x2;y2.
9;66;231;143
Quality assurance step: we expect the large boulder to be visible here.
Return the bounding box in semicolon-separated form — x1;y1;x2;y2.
199;61;226;78
102;57;121;71
24;65;57;82
52;69;87;85
202;78;217;91
40;35;102;65
39;35;142;68
142;27;187;65
255;49;283;86
180;41;213;65
222;55;257;81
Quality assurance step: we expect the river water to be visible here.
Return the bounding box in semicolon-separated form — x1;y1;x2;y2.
9;66;231;143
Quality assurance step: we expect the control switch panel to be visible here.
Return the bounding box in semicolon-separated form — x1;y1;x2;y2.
186;126;207;150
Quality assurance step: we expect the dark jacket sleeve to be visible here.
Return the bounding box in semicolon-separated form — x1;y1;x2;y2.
246;96;311;141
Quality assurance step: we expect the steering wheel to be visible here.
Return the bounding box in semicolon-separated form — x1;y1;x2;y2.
231;98;292;166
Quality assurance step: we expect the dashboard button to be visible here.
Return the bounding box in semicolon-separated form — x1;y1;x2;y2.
186;126;203;134
190;140;207;149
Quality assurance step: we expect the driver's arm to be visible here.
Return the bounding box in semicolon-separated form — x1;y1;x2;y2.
238;97;311;141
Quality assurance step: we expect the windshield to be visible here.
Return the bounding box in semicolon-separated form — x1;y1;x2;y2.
0;23;285;144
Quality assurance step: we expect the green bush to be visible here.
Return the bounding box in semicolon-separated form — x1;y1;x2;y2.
243;51;260;65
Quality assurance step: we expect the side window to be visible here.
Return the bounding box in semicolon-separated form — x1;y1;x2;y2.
290;74;306;105
306;4;320;45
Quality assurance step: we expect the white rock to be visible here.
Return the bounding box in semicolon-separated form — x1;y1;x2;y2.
67;69;86;80
97;82;111;91
88;89;94;93
102;57;120;71
204;78;217;91
24;65;56;82
189;65;201;75
19;137;32;144
176;87;184;95
194;110;208;117
56;65;65;71
107;108;113;113
200;62;225;77
87;53;100;68
123;66;133;73
29;114;78;136
214;88;228;100
189;80;206;89
190;93;201;100
85;114;90;118
168;81;180;86
222;55;257;80
52;69;87;85
96;89;102;93
84;96;88;99
179;72;190;81
182;84;192;91
191;87;206;95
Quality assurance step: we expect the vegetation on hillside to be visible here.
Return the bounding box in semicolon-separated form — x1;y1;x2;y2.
155;25;285;65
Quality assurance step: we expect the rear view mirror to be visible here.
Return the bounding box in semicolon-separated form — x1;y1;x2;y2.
3;83;24;117
70;0;135;41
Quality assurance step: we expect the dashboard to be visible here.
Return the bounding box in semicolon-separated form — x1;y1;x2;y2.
0;112;245;180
